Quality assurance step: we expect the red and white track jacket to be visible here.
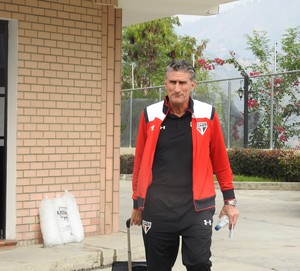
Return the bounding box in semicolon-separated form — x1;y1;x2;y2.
132;96;235;211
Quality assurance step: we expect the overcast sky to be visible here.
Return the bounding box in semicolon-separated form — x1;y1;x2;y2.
176;0;299;74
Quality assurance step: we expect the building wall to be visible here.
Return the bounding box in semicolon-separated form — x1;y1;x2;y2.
0;0;121;246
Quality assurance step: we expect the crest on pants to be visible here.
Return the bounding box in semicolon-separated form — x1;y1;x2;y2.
142;220;152;234
197;122;208;135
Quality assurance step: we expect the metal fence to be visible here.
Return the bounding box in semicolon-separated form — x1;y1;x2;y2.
121;70;300;150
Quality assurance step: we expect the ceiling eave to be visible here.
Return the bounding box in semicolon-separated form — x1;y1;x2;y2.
119;0;238;27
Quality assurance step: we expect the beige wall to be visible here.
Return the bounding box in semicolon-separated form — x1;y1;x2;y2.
0;0;121;246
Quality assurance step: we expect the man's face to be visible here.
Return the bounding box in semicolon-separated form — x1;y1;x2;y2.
164;70;196;108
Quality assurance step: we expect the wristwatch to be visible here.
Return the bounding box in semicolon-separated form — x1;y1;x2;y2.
224;199;237;207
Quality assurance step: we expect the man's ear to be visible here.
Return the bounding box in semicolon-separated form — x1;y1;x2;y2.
191;80;197;89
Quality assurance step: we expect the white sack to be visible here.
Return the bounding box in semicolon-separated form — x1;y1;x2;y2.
53;195;75;244
39;191;84;247
62;191;84;242
39;197;62;246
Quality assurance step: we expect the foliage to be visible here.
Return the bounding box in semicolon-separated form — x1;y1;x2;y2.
120;154;135;174
279;27;300;71
247;28;300;149
121;18;225;128
196;27;300;149
227;148;300;182
246;30;272;69
122;17;203;90
120;151;300;182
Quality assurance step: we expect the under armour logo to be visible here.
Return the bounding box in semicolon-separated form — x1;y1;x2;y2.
204;220;212;226
160;125;166;130
142;220;152;234
150;125;155;131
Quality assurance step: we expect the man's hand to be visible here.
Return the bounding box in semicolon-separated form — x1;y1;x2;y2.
219;204;239;230
131;209;142;226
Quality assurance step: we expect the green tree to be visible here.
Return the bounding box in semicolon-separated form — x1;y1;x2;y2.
279;27;300;71
197;27;300;149
246;28;300;149
122;17;207;92
121;20;224;147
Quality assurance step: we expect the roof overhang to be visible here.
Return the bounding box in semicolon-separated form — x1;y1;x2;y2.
119;0;238;27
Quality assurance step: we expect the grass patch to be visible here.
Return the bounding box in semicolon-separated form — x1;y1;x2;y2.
233;175;280;182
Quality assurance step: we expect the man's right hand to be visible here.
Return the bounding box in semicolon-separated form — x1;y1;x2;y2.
131;209;142;226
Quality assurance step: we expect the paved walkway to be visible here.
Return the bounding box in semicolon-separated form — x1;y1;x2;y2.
0;180;300;271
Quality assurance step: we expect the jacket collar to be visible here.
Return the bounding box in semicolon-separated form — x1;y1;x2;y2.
163;95;194;115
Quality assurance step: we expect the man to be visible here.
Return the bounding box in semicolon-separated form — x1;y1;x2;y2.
131;59;239;271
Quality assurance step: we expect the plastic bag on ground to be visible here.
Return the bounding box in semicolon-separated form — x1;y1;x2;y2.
39;191;84;247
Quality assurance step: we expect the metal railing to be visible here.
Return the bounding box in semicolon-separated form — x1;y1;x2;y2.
121;70;300;150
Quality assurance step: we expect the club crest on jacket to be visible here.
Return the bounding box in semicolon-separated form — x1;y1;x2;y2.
197;122;208;135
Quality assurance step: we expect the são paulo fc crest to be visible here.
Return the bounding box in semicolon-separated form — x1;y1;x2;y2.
197;122;208;135
142;220;152;234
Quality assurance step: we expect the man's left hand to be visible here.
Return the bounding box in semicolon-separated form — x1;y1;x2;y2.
219;204;239;229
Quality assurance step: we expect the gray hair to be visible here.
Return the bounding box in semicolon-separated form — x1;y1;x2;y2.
165;59;196;81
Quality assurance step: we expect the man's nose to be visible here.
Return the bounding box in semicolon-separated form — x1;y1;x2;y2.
174;82;181;91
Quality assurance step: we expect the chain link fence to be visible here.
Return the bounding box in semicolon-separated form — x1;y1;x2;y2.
121;70;300;150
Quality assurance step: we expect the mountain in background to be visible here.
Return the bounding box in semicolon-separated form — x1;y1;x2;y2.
175;0;299;78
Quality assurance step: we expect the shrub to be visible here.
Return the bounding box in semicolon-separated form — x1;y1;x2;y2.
227;148;300;182
120;154;134;174
121;149;300;182
278;151;300;181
